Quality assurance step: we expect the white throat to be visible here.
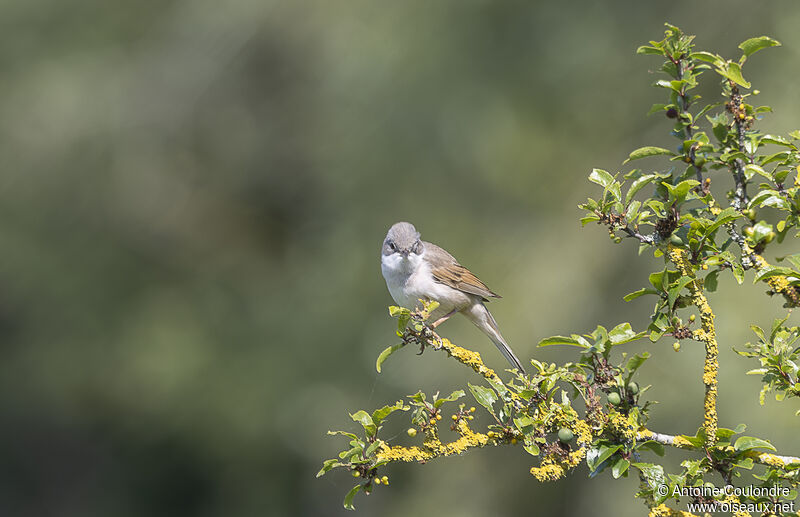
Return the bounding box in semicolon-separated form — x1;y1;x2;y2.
381;251;426;307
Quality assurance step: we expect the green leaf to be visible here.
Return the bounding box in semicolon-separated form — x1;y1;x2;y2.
739;36;780;58
581;215;600;226
328;430;359;440
372;401;408;426
636;45;663;56
717;61;750;88
587;444;622;472
760;134;794;148
623;288;659;302
625;352;650;381
626;174;658;204
733;436;776;452
691;51;722;65
433;390;465;409
388;306;410;318
350;411;377;437
376;343;406;373
343;484;361;510
662;180;700;204
523;441;540;456
706;206;740;234
609;322;644;345
588;168;614;188
637;441;665;457
612;457;630;479
668;277;694;308
468;383;497;413
704;270;719;292
754;266;796;283
538;335;590;348
624;146;675;164
317;458;343;478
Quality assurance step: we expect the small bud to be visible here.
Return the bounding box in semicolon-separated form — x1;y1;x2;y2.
753;90;760;95
435;414;442;421
407;428;417;437
468;415;474;420
382;476;389;483
689;314;696;323
470;407;476;413
487;431;495;438
452;414;458;421
510;438;518;444
353;471;361;478
673;342;681;352
701;264;708;270
374;477;381;485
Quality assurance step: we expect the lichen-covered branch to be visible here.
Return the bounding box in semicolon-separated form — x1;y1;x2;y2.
667;246;718;446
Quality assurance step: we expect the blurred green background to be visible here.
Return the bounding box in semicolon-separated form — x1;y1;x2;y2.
2;1;799;516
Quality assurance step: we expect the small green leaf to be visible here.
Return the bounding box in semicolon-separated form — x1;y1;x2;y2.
662;180;700;204
733;436;776;452
343;484;362;510
691;51;722;65
468;383;497;413
538;335;589;348
637;45;663;55
317;458;343;478
717;61;750;88
433;390;465;409
589;168;614;188
637;441;665;457
376;344;406;373
704;270;719;292
624;146;675;164
372;401;408;425
626;174;658;204
739;36;780;58
609;322;644;345
754;266;796;283
523;441;540;456
350;411;377;437
623;288;659;302
668;277;694;308
612;457;630;479
587;444;622;472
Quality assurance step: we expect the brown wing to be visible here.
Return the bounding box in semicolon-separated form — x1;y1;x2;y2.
423;241;501;301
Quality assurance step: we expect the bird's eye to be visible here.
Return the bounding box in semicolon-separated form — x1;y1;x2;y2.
388;241;396;251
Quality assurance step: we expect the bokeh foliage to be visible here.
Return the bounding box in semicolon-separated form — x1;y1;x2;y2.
3;2;800;517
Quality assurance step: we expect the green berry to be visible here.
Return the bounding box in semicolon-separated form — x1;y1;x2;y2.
627;382;639;395
558;428;574;443
607;392;622;405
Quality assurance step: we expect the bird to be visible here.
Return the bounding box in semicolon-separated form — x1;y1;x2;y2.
380;221;525;373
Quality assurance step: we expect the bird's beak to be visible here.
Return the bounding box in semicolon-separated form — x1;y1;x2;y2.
400;249;409;258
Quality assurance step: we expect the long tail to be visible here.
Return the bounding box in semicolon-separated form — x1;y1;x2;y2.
464;303;526;374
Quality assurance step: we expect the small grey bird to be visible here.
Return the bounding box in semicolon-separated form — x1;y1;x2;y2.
380;221;525;373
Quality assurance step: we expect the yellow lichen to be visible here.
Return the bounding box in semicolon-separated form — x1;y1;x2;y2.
671;435;695;448
668;245;718;446
530;459;565;482
607;409;637;441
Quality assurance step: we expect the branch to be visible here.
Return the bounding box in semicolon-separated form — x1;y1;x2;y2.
668;245;719;447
